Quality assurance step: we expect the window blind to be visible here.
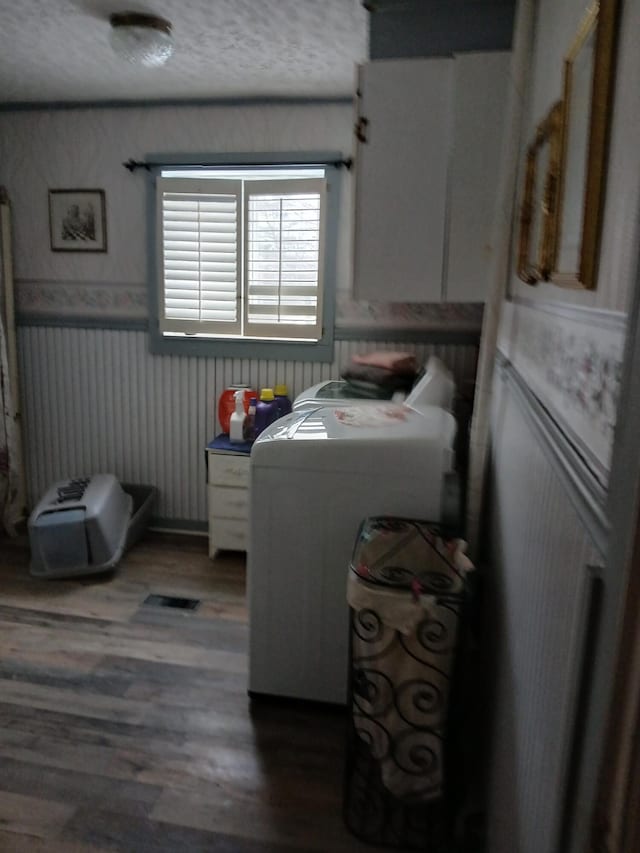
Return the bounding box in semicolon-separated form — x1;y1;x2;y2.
244;178;325;340
158;177;241;335
157;174;325;341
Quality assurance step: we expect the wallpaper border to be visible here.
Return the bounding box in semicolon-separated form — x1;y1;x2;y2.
15;279;147;322
15;278;484;342
502;299;626;485
511;296;627;330
17;315;481;344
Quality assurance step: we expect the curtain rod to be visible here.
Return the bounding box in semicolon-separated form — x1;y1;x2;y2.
122;157;352;172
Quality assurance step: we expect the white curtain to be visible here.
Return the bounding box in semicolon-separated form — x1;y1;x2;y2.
465;0;537;557
0;187;25;535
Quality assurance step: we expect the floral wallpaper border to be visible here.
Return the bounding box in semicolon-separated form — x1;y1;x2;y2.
16;279;148;321
505;300;626;483
16;279;485;331
335;292;484;329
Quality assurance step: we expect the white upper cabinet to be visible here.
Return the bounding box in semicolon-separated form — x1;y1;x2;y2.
445;51;511;302
352;53;510;303
352;57;454;303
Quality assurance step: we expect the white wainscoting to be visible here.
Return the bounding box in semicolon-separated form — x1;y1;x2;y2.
486;362;602;853
18;326;478;524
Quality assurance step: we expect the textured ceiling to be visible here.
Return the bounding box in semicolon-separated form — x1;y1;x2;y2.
0;0;368;104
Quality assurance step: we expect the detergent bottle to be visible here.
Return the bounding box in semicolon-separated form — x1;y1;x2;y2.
229;389;246;442
218;384;256;433
274;384;292;418
254;389;278;439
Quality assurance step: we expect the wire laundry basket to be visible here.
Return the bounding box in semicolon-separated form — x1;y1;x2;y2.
343;516;474;850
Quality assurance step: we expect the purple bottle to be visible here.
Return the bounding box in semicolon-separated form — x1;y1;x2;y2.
274;384;292;418
254;389;279;439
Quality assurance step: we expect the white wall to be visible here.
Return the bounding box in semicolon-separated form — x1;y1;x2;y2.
497;0;640;476
483;0;640;849
512;0;640;314
0;100;484;330
0;102;354;293
486;367;601;853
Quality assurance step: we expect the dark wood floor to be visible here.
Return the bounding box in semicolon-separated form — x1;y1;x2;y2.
0;532;382;852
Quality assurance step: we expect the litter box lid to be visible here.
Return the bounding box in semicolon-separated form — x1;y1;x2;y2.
29;474;132;578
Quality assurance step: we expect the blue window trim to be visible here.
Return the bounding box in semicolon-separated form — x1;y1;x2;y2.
146;151;343;362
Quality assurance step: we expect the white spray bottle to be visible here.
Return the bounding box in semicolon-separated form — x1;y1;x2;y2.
229;389;245;442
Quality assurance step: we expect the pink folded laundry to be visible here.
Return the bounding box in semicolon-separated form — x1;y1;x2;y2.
341;363;416;391
351;350;418;374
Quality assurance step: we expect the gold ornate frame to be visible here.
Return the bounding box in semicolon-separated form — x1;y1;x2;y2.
551;0;618;289
516;102;563;285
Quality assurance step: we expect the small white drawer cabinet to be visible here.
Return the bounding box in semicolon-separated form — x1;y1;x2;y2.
206;440;251;557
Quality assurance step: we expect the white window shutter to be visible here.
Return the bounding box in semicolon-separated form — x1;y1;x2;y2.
243;178;325;340
157;177;242;335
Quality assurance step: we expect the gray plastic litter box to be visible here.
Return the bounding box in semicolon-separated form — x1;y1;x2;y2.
28;474;157;579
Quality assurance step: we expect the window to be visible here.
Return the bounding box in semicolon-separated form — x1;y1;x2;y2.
153;162;337;358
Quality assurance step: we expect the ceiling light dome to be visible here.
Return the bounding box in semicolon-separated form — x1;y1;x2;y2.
109;12;174;67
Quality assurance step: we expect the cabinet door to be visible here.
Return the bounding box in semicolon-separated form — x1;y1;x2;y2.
353;58;453;303
445;51;511;302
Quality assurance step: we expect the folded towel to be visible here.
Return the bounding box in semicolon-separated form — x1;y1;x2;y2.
341;363;417;391
351;350;418;374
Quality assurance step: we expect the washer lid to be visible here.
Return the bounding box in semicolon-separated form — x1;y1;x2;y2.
251;403;456;469
293;379;393;408
404;356;455;413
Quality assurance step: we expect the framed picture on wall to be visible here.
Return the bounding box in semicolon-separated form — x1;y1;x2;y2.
49;189;107;252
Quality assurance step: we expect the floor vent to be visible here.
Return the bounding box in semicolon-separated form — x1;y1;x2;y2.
143;594;200;611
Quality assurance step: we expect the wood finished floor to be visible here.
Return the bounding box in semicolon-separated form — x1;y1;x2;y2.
0;532;382;853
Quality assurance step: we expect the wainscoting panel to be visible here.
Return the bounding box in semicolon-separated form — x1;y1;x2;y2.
18;327;478;524
486;364;602;853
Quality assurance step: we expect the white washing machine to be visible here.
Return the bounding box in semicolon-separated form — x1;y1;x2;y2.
248;400;457;704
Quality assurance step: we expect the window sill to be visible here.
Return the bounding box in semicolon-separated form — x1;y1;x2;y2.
149;328;335;362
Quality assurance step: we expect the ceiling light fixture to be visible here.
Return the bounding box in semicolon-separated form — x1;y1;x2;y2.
109;12;174;67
